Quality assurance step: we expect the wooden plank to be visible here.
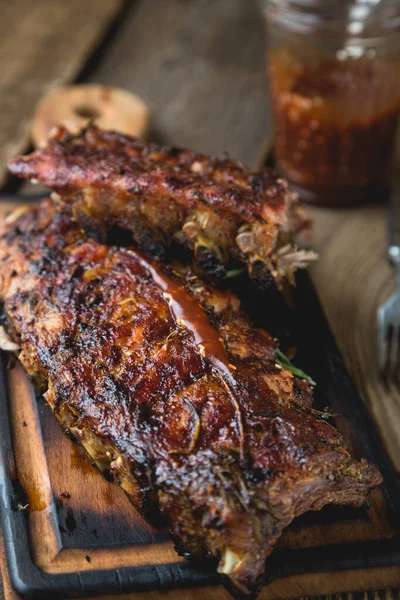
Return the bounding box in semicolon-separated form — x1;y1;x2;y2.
0;540;16;600
87;0;271;168
297;130;400;475
1;538;400;600
306;202;400;473
0;0;123;186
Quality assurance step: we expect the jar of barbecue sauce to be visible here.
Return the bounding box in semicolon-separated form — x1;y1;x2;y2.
261;0;400;205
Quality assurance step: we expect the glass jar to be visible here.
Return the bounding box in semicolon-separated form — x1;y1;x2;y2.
260;0;400;205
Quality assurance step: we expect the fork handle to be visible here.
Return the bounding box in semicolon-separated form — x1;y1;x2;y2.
388;175;400;267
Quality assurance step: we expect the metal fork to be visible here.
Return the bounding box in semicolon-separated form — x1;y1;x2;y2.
378;181;400;382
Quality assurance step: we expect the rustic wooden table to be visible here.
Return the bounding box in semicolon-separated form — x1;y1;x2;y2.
1;1;399;599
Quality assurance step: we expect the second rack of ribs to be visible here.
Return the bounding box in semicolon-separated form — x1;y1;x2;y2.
0;199;381;591
8;125;316;289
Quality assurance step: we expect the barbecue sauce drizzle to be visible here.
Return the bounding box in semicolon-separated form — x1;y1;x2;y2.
133;251;245;457
133;251;233;380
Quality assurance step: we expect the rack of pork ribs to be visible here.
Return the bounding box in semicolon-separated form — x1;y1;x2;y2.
0;131;381;595
8;124;316;290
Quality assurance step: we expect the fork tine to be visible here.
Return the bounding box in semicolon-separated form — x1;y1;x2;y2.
380;324;393;383
390;324;398;382
378;307;390;375
395;327;400;387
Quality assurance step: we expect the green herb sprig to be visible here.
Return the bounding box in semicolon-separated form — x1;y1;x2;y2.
223;268;246;280
275;348;316;386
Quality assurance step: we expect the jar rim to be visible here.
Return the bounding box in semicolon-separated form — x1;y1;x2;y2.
263;0;400;37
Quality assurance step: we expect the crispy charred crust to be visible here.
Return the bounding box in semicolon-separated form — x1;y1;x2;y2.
8;125;302;288
0;199;381;591
248;260;278;293
194;244;227;279
8;126;288;223
73;205;108;244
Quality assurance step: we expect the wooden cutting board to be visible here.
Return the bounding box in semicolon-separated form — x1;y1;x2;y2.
1;262;400;599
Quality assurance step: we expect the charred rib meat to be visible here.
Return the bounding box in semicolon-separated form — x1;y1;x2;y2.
8;125;316;289
0;199;380;593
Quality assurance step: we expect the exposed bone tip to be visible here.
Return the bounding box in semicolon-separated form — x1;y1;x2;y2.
4;205;30;225
0;326;20;352
218;548;242;576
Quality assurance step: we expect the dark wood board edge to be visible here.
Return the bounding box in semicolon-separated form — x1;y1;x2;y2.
0;269;400;598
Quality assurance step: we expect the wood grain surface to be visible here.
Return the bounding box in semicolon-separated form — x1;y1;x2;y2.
0;0;123;186
0;0;400;598
307;203;400;472
86;0;272;168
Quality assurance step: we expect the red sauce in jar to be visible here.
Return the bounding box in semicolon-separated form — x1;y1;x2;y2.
268;50;400;204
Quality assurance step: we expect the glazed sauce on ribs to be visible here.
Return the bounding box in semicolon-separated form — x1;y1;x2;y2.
269;52;400;204
133;250;235;383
